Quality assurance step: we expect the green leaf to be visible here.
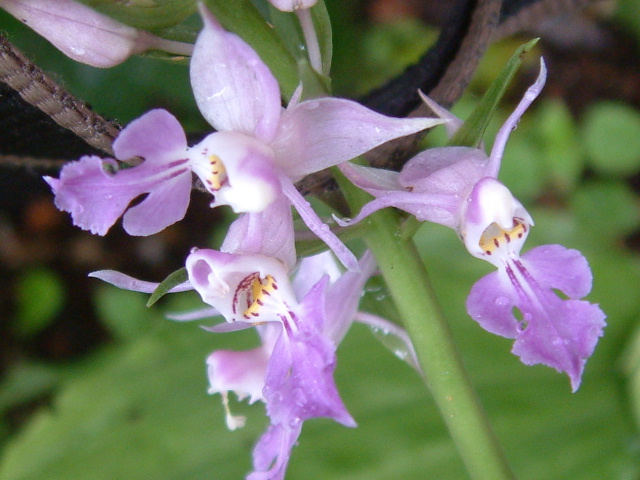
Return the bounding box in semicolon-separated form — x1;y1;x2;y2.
14;267;65;338
311;1;333;76
448;38;539;148
147;268;188;307
581;101;640;176
79;0;197;31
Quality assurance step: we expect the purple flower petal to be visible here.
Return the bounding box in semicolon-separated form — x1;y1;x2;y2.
466;246;606;391
398;147;489;194
190;5;281;142
121;169;193;235
248;423;301;480
486;59;547;178
207;345;272;404
324;250;377;343
166;307;219;322
45;109;192;236
520;244;593;299
264;278;355;427
113;109;187;161
291;251;342;300
272;97;445;180
513;296;605;392
221;195;296;271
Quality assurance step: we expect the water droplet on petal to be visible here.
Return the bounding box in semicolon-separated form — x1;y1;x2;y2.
495;296;509;306
69;46;85;56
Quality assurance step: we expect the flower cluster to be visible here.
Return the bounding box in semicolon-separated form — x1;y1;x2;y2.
40;4;430;479
32;1;606;478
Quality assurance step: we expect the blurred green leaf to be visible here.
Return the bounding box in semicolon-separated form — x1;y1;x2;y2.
352;18;436;96
0;363;61;415
581;101;640;176
615;0;640;49
14;268;65;338
571;180;640;243
499;119;546;202
535;98;585;194
95;286;156;341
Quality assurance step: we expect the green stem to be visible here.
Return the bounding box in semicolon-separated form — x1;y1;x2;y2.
341;179;515;480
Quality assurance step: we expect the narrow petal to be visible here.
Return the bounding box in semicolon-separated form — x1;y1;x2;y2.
340;162;402;191
339;149;484;228
280;177;358;271
273;97;446;180
166;307;219;322
355;311;421;374
418;90;463;137
190;5;281;141
486;58;547;178
88;270;192;293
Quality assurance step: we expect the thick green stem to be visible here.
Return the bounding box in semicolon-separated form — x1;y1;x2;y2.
342;180;515;480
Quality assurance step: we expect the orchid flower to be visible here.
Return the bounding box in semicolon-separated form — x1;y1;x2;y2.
44;4;443;270
185;249;379;480
91;236;418;478
0;0;193;68
339;59;606;390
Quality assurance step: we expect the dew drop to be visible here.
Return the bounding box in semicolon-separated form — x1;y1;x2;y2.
495;296;509;306
69;45;85;56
